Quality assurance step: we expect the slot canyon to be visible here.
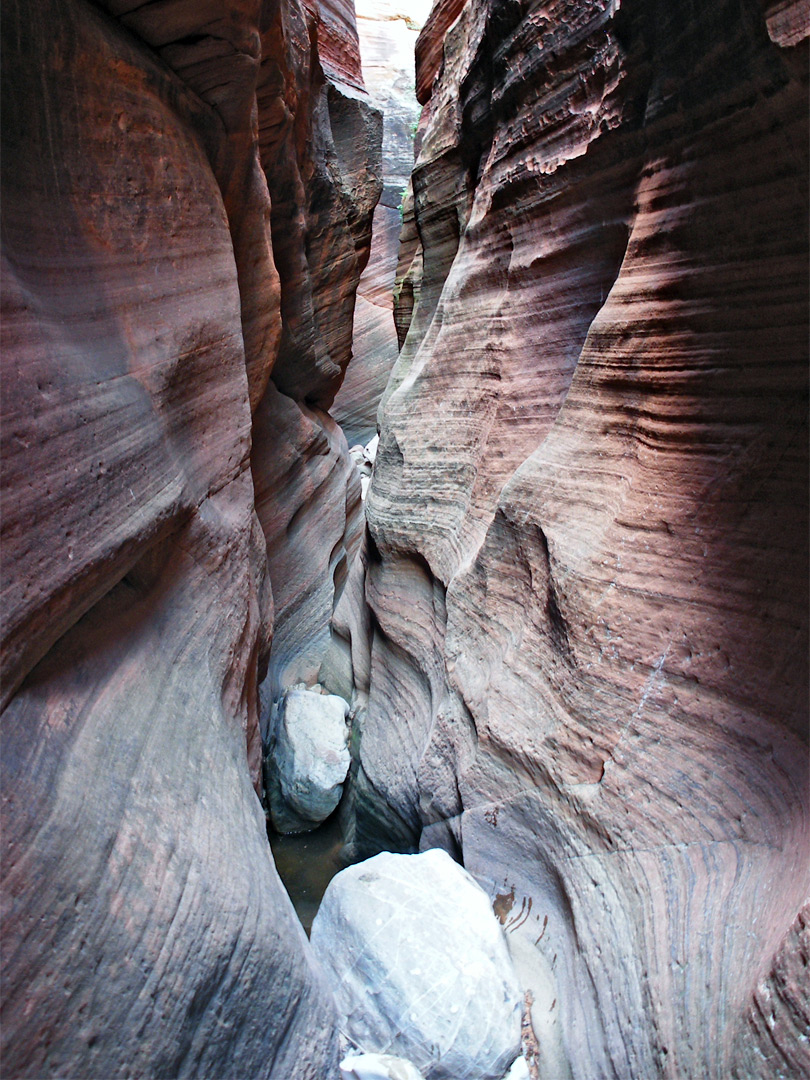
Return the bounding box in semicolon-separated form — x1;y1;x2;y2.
1;0;808;1078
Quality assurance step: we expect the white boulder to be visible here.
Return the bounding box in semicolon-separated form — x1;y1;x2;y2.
363;433;379;466
266;689;351;833
501;1055;530;1080
340;1052;424;1080
311;848;522;1080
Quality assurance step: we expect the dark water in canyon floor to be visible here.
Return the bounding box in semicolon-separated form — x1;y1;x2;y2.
268;811;352;935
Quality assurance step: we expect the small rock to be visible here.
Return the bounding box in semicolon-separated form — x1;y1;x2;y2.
501;1055;530;1080
311;848;522;1080
340;1052;425;1080
265;689;351;834
363;434;380;465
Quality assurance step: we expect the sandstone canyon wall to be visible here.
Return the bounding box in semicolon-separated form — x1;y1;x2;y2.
344;0;810;1077
3;0;809;1077
1;0;380;1075
331;0;432;447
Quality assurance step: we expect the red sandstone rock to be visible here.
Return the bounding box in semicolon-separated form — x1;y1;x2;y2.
415;0;466;104
332;1;431;445
97;0;283;412
252;0;380;709
258;1;382;408
306;0;366;90
733;902;810;1077
352;1;810;1076
252;381;363;706
333;202;403;445
1;0;380;1075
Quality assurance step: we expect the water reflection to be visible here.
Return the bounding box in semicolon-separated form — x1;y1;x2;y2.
268;810;351;936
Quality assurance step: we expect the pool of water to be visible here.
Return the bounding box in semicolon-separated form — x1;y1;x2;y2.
268;811;352;935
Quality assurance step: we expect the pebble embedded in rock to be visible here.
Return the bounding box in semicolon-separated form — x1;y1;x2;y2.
311;848;523;1080
266;688;351;834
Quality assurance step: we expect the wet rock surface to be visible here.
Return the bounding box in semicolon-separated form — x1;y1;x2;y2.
311;848;523;1080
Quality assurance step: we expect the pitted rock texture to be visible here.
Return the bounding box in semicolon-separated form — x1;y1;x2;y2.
1;0;380;1075
350;1;809;1077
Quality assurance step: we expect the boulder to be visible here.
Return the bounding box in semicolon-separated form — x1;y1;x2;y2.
267;689;352;834
501;1056;530;1080
311;848;522;1080
340;1052;425;1080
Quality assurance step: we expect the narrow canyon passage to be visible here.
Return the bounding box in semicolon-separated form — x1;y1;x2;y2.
1;2;808;1080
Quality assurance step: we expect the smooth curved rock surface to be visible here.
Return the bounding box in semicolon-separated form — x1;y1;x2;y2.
414;0;466;105
260;1;382;409
251;0;380;710
253;381;363;704
333;1;430;447
311;848;523;1080
349;1;809;1077
332;201;403;446
1;0;381;1075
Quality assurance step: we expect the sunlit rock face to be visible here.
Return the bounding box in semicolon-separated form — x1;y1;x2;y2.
0;0;379;1076
332;0;431;446
352;1;810;1076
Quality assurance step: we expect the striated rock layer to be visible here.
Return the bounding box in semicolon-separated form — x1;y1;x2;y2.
1;0;380;1076
343;0;810;1077
333;0;432;446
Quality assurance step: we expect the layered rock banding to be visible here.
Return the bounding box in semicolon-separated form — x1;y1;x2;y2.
332;0;432;446
343;1;810;1078
1;0;380;1076
3;0;808;1077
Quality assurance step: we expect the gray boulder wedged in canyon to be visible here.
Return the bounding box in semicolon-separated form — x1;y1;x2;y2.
267;688;352;833
311;848;523;1080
